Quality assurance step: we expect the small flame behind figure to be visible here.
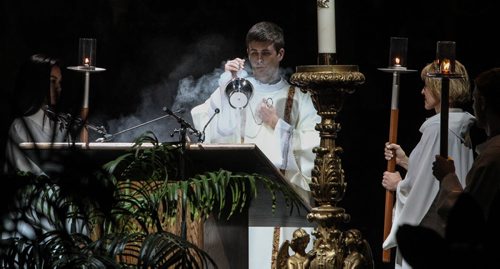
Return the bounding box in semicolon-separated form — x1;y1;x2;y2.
436;41;456;74
440;59;451;74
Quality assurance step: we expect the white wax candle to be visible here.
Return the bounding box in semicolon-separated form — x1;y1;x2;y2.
317;0;336;53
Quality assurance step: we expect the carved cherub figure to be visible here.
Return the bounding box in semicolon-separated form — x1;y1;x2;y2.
342;229;374;269
276;228;312;269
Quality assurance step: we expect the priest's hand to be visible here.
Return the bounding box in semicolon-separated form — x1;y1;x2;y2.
258;98;279;129
225;58;245;78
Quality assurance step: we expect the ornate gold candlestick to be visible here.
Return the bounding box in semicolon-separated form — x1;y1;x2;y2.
288;64;374;268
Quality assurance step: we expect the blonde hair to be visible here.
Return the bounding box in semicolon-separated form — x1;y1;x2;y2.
420;60;470;107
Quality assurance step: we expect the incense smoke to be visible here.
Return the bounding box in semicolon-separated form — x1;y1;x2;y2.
100;34;235;142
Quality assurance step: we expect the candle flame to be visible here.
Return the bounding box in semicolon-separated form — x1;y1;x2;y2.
84;58;90;65
394;57;401;66
441;59;451;74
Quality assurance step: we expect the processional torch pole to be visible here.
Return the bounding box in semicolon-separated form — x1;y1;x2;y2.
378;37;416;263
426;41;461;158
68;38;106;146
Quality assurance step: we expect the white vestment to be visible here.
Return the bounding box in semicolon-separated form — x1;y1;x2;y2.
3;108;83;240
191;71;321;192
5;108;68;175
191;70;321;268
383;110;475;269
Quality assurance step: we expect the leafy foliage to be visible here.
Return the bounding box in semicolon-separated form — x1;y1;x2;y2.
104;131;304;221
0;131;304;268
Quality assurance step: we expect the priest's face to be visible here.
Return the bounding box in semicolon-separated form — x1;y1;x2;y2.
247;41;284;84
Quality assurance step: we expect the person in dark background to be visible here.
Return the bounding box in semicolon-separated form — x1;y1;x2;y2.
191;21;320;268
191;21;320;194
381;60;475;269
4;54;73;175
396;67;500;269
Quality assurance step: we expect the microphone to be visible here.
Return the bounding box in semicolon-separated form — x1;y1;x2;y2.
95;134;113;143
42;105;84;131
199;108;220;143
162;107;185;114
163;106;201;138
95;108;173;142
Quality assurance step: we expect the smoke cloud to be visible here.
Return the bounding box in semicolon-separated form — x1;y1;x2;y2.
100;34;233;143
95;33;295;144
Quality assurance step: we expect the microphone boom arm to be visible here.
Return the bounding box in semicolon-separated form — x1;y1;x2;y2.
199;108;220;143
163;107;202;142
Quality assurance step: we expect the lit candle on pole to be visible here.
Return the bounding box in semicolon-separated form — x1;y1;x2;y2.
388;37;408;69
79;38;96;68
79;38;97;144
378;36;416;263
436;41;456;157
67;38;106;145
437;41;455;75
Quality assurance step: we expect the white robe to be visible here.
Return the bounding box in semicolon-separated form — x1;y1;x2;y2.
191;70;321;192
3;109;84;239
5;108;68;175
383;110;475;269
191;70;321;269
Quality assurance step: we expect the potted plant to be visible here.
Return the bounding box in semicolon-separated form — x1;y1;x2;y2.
0;131;303;268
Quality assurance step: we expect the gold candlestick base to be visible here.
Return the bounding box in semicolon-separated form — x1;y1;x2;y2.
278;65;374;269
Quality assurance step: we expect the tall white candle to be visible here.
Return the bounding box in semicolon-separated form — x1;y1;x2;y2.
317;0;336;53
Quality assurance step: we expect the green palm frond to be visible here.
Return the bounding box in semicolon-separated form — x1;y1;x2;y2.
1;172;217;269
104;131;180;182
89;232;217;268
1;230;120;269
1;131;305;268
103;131;304;223
105;180;171;233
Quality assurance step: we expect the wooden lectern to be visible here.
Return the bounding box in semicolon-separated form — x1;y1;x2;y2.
19;142;313;269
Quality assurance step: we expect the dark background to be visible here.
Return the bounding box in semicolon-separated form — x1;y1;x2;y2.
1;0;499;267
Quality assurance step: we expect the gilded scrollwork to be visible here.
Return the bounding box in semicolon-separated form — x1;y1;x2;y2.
317;0;330;9
286;65;373;268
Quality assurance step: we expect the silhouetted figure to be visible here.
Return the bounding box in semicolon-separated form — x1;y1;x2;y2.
397;67;500;268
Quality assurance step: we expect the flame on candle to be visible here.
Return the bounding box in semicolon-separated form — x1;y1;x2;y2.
441;59;451;74
84;57;90;66
394;57;401;66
